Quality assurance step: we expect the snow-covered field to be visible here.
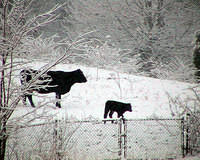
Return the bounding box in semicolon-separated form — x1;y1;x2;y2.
8;61;195;160
11;61;193;121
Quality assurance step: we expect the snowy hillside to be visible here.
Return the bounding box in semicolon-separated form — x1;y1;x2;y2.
11;61;193;121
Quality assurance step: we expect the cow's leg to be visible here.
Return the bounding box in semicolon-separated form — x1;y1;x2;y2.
117;113;120;118
27;94;35;107
22;95;27;106
56;93;61;108
21;84;28;106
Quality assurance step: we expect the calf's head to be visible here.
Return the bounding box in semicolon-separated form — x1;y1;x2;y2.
75;69;87;83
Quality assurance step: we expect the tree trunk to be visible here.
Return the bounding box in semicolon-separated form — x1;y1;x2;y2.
157;0;165;28
0;1;8;159
144;0;153;31
0;121;7;160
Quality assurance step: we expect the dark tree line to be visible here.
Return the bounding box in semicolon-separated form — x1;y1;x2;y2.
193;31;200;82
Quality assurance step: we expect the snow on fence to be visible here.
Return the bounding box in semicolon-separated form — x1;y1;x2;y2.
6;118;187;160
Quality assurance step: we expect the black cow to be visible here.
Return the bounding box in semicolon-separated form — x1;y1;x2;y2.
20;69;87;108
104;100;132;123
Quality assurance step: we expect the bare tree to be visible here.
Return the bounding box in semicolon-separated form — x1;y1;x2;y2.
66;0;199;82
167;84;200;155
0;1;74;159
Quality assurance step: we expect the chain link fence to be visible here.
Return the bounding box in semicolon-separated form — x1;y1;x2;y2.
126;119;183;159
6;122;55;160
6;120;119;160
6;118;187;160
185;113;200;155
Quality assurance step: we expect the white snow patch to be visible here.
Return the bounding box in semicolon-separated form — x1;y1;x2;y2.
10;61;194;121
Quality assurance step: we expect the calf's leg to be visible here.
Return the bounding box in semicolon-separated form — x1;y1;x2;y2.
118;114;125;123
109;111;114;123
56;93;61;108
109;111;114;118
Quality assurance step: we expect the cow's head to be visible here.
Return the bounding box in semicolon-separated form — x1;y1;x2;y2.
75;69;87;83
126;103;132;112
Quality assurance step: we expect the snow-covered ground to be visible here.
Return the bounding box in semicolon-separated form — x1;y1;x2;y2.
176;154;200;160
11;61;193;121
8;61;197;160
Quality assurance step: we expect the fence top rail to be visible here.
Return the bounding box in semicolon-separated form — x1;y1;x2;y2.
125;118;184;121
6;117;184;129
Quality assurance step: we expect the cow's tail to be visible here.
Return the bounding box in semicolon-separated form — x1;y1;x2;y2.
104;103;109;119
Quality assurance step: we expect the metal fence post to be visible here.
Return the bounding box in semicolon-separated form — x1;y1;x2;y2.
53;120;58;159
181;117;185;158
186;113;191;155
123;118;127;160
118;118;122;159
53;120;62;160
117;118;128;160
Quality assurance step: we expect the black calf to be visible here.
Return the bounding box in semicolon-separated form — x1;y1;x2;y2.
104;100;132;123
